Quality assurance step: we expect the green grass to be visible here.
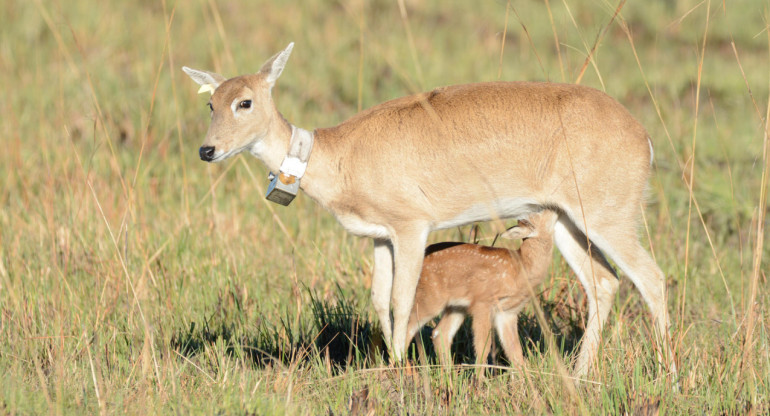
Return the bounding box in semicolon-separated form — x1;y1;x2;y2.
1;0;769;414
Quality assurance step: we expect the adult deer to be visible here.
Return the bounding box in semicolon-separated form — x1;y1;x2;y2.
183;43;675;377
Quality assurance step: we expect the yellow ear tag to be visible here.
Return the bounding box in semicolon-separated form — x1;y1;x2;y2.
197;84;216;95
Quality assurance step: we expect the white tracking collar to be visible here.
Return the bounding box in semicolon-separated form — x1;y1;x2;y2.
265;125;314;206
279;126;314;179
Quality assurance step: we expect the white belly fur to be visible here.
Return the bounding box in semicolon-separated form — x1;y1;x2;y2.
335;213;390;239
434;197;539;230
334;197;539;239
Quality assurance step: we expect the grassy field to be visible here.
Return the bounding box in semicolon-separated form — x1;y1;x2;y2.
1;0;769;414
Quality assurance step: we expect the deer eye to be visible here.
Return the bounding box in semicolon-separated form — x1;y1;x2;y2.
207;102;213;112
238;100;252;109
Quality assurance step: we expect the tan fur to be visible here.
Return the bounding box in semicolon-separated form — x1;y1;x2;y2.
406;210;559;368
183;44;676;377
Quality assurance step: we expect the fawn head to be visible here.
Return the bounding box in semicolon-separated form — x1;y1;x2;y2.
182;43;294;162
500;209;559;240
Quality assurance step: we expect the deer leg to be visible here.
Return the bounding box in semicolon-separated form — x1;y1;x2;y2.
470;307;494;368
432;308;466;366
495;309;525;369
553;216;619;377
405;296;445;354
589;227;676;377
371;239;394;353
390;225;430;362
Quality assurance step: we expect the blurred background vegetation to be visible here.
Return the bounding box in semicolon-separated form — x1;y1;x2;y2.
1;0;768;414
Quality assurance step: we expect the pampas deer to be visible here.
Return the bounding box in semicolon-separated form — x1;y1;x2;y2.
183;43;675;377
406;209;559;368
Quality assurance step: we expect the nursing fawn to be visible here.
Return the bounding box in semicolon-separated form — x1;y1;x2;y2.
406;209;559;368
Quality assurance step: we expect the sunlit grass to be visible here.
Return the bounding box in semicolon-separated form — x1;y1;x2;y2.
1;0;768;414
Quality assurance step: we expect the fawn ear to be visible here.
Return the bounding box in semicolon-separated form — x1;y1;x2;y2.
259;42;294;89
182;67;226;90
501;221;536;240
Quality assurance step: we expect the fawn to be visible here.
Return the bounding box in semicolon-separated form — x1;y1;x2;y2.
406;209;559;368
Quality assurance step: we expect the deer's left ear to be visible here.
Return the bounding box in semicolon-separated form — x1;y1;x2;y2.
182;67;226;90
259;42;294;89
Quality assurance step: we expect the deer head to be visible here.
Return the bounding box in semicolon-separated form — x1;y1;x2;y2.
182;43;294;162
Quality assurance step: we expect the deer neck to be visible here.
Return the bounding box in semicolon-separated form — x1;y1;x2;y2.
519;237;554;284
248;109;294;174
247;108;337;207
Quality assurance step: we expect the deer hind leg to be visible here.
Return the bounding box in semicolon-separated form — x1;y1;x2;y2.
494;308;525;369
389;225;430;362
470;306;494;368
553;215;619;377
372;239;394;353
589;227;676;376
406;293;447;357
432;308;466;366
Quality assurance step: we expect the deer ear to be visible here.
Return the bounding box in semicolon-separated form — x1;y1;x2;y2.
259;42;294;89
182;67;226;89
501;223;536;240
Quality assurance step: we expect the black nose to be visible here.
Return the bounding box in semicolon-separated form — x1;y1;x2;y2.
199;146;216;161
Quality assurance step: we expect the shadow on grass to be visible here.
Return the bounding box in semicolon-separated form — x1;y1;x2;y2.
170;285;386;371
171;286;584;372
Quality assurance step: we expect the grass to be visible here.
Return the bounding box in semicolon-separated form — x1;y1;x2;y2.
1;0;769;414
